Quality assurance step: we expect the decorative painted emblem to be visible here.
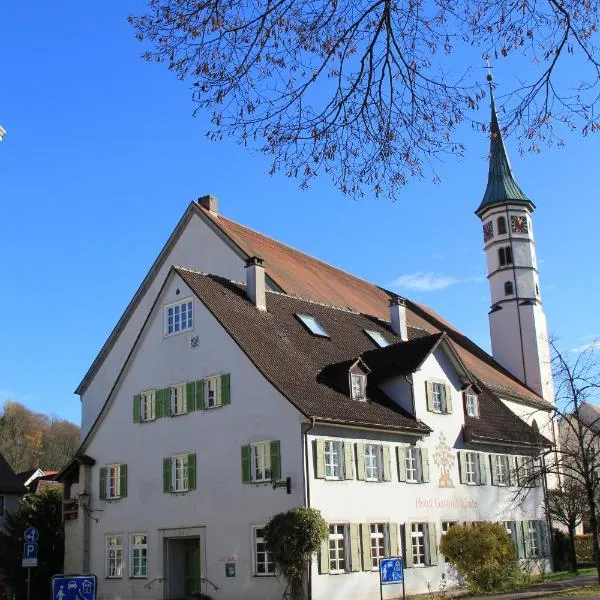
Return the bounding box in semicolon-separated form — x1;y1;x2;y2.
433;432;455;488
511;215;528;234
483;221;493;242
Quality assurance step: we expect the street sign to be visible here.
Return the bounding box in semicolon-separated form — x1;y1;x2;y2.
380;557;403;584
52;575;97;600
22;542;38;568
24;527;39;544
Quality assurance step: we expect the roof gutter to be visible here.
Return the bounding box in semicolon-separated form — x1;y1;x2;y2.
310;418;430;436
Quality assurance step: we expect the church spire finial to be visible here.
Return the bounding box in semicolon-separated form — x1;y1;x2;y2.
475;73;534;216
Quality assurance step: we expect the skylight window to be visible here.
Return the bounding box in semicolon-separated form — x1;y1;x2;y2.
296;314;330;338
364;330;390;348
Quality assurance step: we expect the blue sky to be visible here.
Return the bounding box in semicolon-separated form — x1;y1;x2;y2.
1;2;598;425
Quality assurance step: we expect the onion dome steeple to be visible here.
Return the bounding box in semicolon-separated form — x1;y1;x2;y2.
475;75;535;217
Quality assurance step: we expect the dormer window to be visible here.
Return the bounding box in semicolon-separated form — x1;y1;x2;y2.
465;393;479;418
364;329;390;347
296;313;329;338
350;374;366;400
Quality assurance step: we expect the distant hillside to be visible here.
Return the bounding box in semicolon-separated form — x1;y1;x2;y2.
0;400;80;473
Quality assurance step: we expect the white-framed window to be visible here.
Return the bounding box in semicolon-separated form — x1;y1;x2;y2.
253;526;276;576
173;454;189;492
165;298;193;336
405;447;419;483
496;455;510;486
129;534;147;578
525;520;540;557
369;524;387;569
465;394;479;417
324;441;342;479
171;384;186;416
364;443;380;481
441;521;456;535
106;464;121;499
105;534;123;578
466;452;477;485
140;390;155;422
295;313;330;337
328;524;347;573
350;373;366;400
205;376;220;408
253;441;272;482
364;329;390;347
411;523;426;566
432;383;445;412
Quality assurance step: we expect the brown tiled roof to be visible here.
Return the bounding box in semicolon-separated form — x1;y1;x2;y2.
176;268;429;433
199;205;549;407
0;452;26;494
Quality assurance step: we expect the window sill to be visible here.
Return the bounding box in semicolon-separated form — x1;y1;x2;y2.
253;574;276;578
163;328;194;339
129;576;148;580
105;576;123;580
205;404;223;410
326;571;350;575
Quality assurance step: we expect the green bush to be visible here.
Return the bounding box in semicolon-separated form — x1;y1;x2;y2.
439;522;520;593
575;534;594;563
551;528;571;571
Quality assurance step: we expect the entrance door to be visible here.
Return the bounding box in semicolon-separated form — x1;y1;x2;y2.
183;538;201;597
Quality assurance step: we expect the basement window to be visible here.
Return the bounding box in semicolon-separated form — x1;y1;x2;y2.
295;314;329;338
364;329;390;348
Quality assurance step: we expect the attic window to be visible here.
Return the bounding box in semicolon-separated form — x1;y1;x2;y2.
350;374;366;400
364;329;390;348
296;314;329;338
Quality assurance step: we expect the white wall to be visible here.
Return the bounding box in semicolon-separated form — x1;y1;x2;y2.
83;275;305;600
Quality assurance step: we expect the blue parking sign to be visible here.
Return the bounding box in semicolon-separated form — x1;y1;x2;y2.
380;556;403;584
51;575;97;600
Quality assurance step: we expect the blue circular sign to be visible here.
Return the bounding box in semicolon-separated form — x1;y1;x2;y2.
24;527;39;543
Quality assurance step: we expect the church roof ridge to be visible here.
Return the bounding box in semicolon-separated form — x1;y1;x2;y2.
475;79;535;216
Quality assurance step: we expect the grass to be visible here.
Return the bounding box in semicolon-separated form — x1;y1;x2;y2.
542;567;597;582
563;584;600;596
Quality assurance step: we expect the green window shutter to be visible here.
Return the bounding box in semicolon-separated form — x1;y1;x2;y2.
427;522;438;566
421;448;430;483
515;456;523;485
270;440;281;480
539;520;549;556
133;395;141;423
507;457;513;486
349;523;361;572
516;521;526;558
360;524;371;571
119;464;127;498
155;389;163;419
382;446;392;482
163;457;172;493
389;523;400;556
319;537;329;574
186;382;196;412
163;388;172;417
426;381;434;412
99;467;107;500
478;453;488;485
356;443;366;481
187;453;196;490
445;384;453;414
315;440;325;479
397;447;407;482
458;451;467;484
490;455;498;486
403;525;413;568
343;442;354;480
241;445;252;484
220;373;231;405
195;379;205;410
534;458;542;487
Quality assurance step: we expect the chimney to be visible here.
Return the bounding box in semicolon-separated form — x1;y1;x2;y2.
198;194;218;213
245;256;266;311
389;297;408;341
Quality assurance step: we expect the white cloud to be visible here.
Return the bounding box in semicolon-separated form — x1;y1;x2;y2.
571;341;600;353
391;272;483;292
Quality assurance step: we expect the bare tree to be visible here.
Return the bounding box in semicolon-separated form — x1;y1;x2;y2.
129;1;600;199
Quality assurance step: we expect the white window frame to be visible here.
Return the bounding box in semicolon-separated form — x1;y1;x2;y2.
364;443;380;481
350;373;366;400
324;441;342;480
205;376;220;409
106;464;121;499
465;394;478;417
496;455;510;486
105;534;123;578
171;384;186;416
172;454;189;492
129;533;148;578
441;521;456;535
140;390;155;422
253;526;276;576
252;441;272;483
164;297;193;336
526;520;540;557
369;523;388;570
405;447;419;483
411;523;427;566
432;382;445;412
465;452;478;485
328;524;348;573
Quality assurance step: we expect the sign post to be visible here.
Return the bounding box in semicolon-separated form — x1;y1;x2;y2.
379;556;405;600
22;527;39;600
51;575;97;600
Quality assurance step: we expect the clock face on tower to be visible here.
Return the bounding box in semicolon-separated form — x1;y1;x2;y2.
511;216;528;234
483;221;493;241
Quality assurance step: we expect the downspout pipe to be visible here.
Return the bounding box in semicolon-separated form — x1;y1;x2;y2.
303;417;316;600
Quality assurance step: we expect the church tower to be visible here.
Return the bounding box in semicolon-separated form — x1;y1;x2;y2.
476;78;554;403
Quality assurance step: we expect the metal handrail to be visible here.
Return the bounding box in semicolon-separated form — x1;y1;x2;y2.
200;577;219;591
143;577;166;589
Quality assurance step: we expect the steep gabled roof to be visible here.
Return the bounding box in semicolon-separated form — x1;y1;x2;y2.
0;452;27;494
